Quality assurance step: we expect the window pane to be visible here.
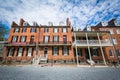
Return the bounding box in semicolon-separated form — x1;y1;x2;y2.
8;48;14;57
18;48;23;56
109;50;114;57
116;50;120;56
14;28;19;32
63;47;68;55
63;28;67;32
44;28;48;32
21;36;26;42
22;28;26;32
44;36;49;42
54;28;58;33
92;48;99;56
31;28;36;32
12;36;17;42
53;47;58;55
54;36;58;42
27;48;32;56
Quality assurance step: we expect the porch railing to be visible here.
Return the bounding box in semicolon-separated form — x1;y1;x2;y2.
75;40;112;46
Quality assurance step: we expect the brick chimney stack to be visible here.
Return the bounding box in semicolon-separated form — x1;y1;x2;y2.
19;18;25;26
66;18;71;27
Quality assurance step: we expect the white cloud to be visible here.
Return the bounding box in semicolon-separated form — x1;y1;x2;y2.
0;0;120;29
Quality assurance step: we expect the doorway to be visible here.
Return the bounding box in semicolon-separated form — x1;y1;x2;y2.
85;48;90;59
44;47;48;57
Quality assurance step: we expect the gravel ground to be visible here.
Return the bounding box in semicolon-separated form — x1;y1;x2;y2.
0;66;120;80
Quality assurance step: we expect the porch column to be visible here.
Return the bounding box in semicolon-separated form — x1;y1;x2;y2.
109;33;118;62
85;33;92;65
74;33;79;66
97;33;107;66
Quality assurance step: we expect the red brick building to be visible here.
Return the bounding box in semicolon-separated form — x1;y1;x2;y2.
2;18;120;66
3;18;75;64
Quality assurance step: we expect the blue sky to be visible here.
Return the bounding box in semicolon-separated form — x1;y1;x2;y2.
0;0;120;29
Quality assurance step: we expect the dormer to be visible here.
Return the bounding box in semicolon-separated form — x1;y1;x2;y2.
48;22;53;26
33;21;38;26
23;22;29;26
59;21;64;26
87;25;91;31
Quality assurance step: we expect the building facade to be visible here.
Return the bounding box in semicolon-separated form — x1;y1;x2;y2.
2;18;120;65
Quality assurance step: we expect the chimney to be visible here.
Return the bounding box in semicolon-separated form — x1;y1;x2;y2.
66;18;71;26
19;18;25;26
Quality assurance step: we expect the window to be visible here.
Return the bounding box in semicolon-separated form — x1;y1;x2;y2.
78;49;82;56
44;28;49;32
30;36;34;44
53;36;59;42
63;28;67;32
31;28;36;32
91;48;99;57
44;36;49;43
8;48;14;57
18;48;23;57
22;28;26;32
14;28;19;33
54;28;58;33
109;50;114;57
116;50;120;56
110;29;114;34
21;36;26;42
53;47;58;55
63;35;67;43
63;47;68;55
117;29;120;34
23;22;28;26
112;38;117;44
27;48;32;56
12;36;18;42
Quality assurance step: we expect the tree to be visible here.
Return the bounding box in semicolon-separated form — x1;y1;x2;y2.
0;25;9;41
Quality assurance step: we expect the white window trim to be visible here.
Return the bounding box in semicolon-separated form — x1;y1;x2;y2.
45;36;49;43
63;47;68;55
63;28;67;33
21;36;26;42
27;48;32;56
54;36;58;42
18;48;23;57
53;47;58;56
8;48;14;57
12;36;17;42
44;28;48;32
54;28;58;33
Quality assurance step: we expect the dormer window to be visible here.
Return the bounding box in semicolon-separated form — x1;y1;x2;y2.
23;22;28;26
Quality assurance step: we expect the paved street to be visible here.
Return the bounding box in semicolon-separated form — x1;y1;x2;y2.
0;66;120;80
